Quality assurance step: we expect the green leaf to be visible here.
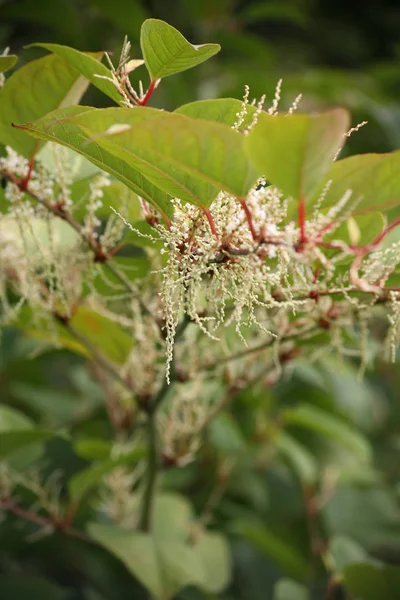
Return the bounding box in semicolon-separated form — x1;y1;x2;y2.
245;109;350;203
0;429;56;461
56;107;258;207
0;53;98;157
73;438;112;461
320;151;400;214
283;404;371;464
15;105;174;221
68;447;146;501
0;54;17;73
175;98;257;130
208;412;247;455
343;564;400;600
275;431;318;484
17;304;133;364
231;519;309;579
329;535;369;575
30;43;122;104
140;19;220;81
0;405;48;468
0;574;67;600
88;494;231;599
273;579;310;600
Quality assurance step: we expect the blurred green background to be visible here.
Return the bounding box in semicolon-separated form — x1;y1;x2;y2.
2;1;400;600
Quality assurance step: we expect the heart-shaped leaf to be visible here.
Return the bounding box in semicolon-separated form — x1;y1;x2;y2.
140;19;220;81
245;109;350;203
88;494;231;599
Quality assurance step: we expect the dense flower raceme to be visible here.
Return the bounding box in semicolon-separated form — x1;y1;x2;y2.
1;71;400;464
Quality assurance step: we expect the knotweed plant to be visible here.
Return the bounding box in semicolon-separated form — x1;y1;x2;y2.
1;18;400;600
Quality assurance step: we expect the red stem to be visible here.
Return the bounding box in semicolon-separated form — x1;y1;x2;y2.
140;79;157;106
20;154;35;191
239;199;258;241
298;196;306;244
204;208;218;238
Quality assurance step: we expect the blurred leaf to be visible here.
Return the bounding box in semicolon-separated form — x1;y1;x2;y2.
275;431;318;484
31;43;121;104
323;485;400;548
0;574;67;600
73;438;112;461
0;405;47;468
88;493;231;598
343;563;400;600
17;304;133;364
245;109;349;204
0;428;57;461
329;535;370;575
0;54;17;73
283;404;372;464
231;519;309;580
208;413;247;455
273;579;310;600
140;19;220;80
0;53;98;157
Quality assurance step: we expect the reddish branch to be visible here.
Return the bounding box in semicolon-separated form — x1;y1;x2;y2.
139;79;157;106
0;496;87;541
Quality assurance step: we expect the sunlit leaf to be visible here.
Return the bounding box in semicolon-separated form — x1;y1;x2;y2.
320;151;400;214
30;43;122;104
15;105;174;220
0;54;17;73
245;109;350;203
175;98;256;130
140;19;220;81
0;53;99;157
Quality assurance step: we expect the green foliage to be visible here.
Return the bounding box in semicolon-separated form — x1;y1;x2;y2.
1;11;400;600
140;19;220;81
245;109;350;202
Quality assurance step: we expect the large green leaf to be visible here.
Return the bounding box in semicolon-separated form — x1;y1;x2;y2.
15;105;174;220
319;151;400;214
245;109;350;202
140;19;220;81
53;107;258;207
88;494;231;599
283;404;371;464
175;98;257;130
30;43;122;104
0;53;99;157
0;54;17;73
